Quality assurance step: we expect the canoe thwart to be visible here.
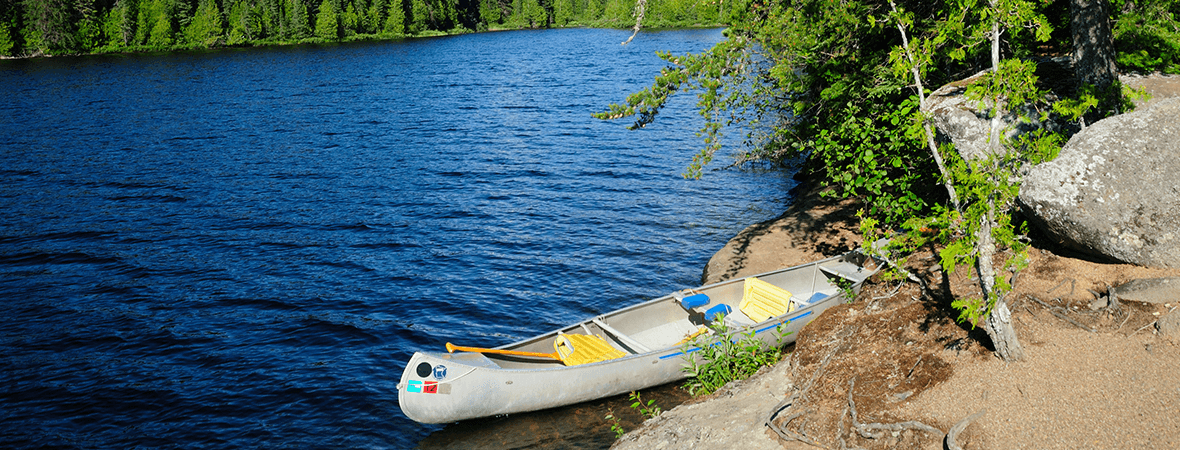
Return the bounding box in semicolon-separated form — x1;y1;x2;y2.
591;318;652;354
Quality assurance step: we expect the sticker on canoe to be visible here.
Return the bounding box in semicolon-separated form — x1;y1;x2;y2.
407;380;451;395
433;365;447;381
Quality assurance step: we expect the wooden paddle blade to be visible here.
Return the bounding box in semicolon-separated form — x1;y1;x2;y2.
444;342;560;360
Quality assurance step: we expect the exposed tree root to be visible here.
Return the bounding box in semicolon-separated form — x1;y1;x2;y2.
945;408;987;450
846;378;943;440
1028;295;1095;333
766;330;848;449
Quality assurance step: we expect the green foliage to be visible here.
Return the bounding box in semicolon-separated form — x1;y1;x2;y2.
364;0;386;34
1051;85;1100;126
75;0;102;51
594;33;765;179
628;391;662;418
22;0;77;54
520;0;547;27
0;3;20;56
101;0;135;48
226;1;252;44
288;0;312;39
384;0;405;34
478;0;501;25
185;0;224;46
315;0;339;39
341;1;359;37
144;0;175;47
963;58;1045;117
0;22;14;56
680;319;788;396
604;408;625;438
408;0;427;33
1113;0;1180;74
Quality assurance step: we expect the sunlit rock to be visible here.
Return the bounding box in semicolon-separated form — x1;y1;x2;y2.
1019;98;1180;268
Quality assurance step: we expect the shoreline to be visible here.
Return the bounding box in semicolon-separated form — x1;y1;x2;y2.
0;24;728;61
614;178;1180;450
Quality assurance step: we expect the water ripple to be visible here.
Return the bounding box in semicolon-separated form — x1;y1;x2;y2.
0;28;797;449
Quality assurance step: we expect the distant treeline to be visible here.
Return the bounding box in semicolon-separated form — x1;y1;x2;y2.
0;0;745;57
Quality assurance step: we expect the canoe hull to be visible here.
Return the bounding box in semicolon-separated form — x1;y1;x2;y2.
398;251;879;424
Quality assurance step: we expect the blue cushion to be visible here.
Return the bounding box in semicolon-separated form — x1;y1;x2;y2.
704;304;731;321
680;293;711;309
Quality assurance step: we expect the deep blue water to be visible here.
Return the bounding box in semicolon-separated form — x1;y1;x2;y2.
0;28;798;449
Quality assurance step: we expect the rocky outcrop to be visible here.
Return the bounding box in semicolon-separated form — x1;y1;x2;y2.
1018;97;1180;268
1158;311;1180;343
1112;277;1180;304
924;70;1060;162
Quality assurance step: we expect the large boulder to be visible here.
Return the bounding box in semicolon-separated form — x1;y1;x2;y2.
1019;97;1180;268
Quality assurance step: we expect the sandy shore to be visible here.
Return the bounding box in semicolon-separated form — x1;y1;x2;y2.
612;184;1180;450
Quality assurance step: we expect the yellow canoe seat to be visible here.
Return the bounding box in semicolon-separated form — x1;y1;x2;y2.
554;333;626;366
739;276;795;323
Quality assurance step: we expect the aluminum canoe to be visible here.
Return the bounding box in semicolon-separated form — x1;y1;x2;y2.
397;250;881;424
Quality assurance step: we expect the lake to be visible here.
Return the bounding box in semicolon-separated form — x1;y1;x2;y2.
0;28;798;448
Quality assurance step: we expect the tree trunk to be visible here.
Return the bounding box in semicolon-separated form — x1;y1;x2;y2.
989;1;1003;154
976;210;1025;362
621;0;646;45
1071;0;1118;90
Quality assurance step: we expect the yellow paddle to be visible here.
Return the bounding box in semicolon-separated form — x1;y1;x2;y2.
445;342;560;360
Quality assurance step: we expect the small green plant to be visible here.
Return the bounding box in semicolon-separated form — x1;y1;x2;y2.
680;320;790;396
833;277;855;303
604;408;625;438
628;391;661;419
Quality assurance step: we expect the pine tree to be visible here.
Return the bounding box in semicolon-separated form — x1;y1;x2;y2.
522;0;544;27
226;0;251;44
0;4;16;56
287;0;311;38
509;0;521;26
22;0;76;54
101;0;136;48
315;0;338;38
185;0;225;47
479;0;501;26
408;0;427;33
553;0;572;26
366;0;385;34
383;0;403;34
145;0;174;47
74;0;101;51
341;1;358;36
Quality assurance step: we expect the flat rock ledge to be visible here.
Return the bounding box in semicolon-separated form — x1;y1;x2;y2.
700;187;861;285
611;358;793;450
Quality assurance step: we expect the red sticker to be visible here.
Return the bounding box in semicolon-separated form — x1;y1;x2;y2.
423;381;438;394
